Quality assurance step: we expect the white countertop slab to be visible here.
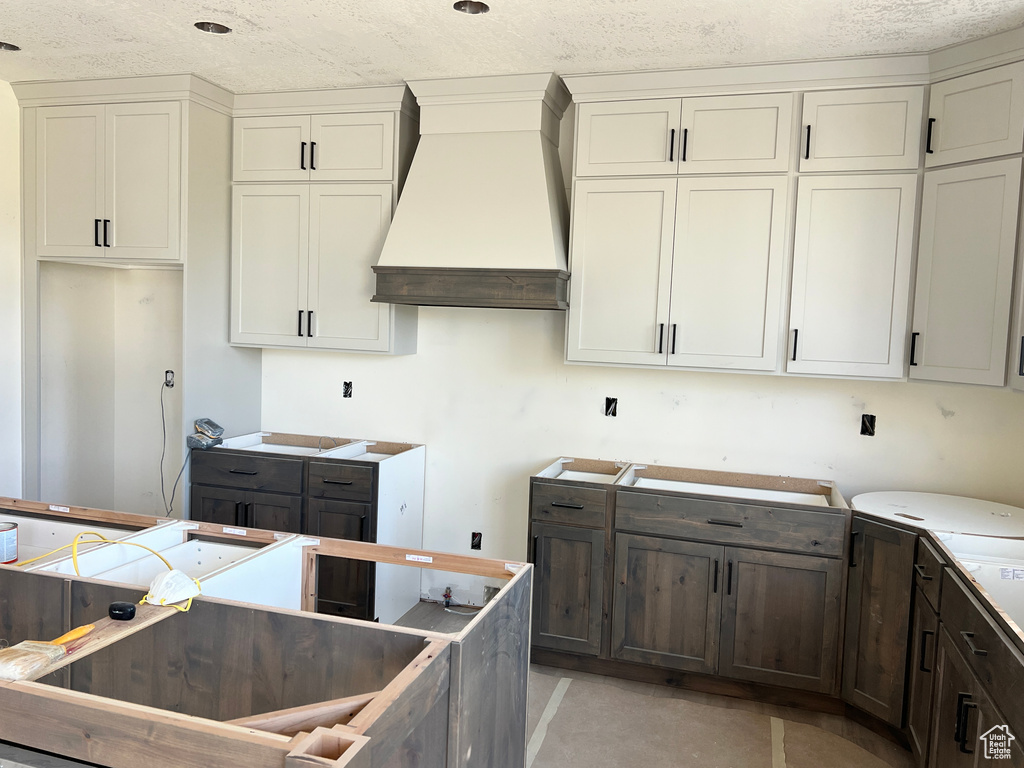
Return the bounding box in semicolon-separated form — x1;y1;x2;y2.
853;492;1024;537
630;477;831;507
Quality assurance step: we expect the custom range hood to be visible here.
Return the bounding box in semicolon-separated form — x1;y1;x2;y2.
372;73;571;310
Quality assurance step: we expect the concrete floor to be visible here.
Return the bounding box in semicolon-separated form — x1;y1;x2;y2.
526;665;916;768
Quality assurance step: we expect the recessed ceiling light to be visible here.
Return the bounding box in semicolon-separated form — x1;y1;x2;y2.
194;21;232;34
0;42;21;51
453;1;489;14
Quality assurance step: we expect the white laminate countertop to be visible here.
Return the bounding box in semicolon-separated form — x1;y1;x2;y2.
852;491;1024;537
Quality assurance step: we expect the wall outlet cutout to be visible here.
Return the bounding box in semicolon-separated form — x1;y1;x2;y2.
860;414;876;436
605;397;618;417
164;370;174;388
342;381;353;398
471;532;482;550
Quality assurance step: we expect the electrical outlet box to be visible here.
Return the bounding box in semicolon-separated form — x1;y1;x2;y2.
343;382;353;398
471;532;482;550
860;414;877;436
605;397;617;417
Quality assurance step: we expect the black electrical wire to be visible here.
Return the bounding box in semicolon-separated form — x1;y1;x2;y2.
159;381;189;517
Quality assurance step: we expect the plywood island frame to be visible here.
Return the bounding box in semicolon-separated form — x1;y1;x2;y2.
0;497;531;768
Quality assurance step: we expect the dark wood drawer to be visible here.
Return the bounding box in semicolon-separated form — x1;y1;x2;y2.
530;481;607;528
615;489;845;556
308;462;375;502
941;569;1024;734
914;537;945;611
190;450;304;494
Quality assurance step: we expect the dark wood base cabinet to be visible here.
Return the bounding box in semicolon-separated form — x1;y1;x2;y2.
907;584;940;765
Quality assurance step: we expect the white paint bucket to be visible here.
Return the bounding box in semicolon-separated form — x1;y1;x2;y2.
0;522;17;564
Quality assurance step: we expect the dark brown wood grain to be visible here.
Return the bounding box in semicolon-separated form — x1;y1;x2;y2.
906;584;939;765
929;627;981;768
914;537;945;613
940;568;1024;737
249;491;304;533
718;547;842;694
307;498;375;620
615;488;846;556
191;450;305;494
372;266;569;310
530;522;604;655
446;568;531;768
190;484;246;526
841;515;916;727
611;533;721;673
0;567;67;688
530;480;608;528
308;462;376;503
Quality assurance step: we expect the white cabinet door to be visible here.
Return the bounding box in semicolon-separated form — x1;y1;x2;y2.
667;177;788;370
231;185;310;347
788;175;917;378
801;86;924;171
307;185;393;351
310;113;394;181
105;102;181;260
926;61;1024;167
567;179;676;365
35;105;105;258
678;93;794;174
233;116;312;182
575;100;681;177
911;159;1021;386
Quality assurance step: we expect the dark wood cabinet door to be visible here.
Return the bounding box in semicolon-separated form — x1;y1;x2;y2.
611;533;723;674
530;522;605;655
190;485;245;526
907;585;940;766
841;515;916;726
929;628;981;768
307;498;373;621
247;491;304;534
718;547;842;693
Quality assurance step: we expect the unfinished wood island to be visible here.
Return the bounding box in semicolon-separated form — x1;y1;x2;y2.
0;497;530;768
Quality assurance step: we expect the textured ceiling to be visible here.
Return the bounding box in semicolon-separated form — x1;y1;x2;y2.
2;0;1024;93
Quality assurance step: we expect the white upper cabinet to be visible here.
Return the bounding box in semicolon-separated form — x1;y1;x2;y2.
567;178;676;365
910;159;1022;386
575;93;793;176
1012;249;1024;393
925;61;1024;167
35;102;181;260
788;175;917;378
575;100;682;177
233;113;394;182
667;177;788;370
800;86;924;171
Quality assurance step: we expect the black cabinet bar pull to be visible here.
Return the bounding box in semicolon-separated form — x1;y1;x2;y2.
919;629;935;673
669;128;675;162
657;323;665;354
310;141;317;170
681;128;689;162
707;519;743;528
910;332;920;366
234;500;243;526
791;329;799;362
532;535;539;564
926;118;936;154
726;560;733;595
551;502;584;509
913;563;933;581
849;530;860;567
307;310;314;337
94;219;101;247
959;703;977;753
229;469;258;475
245;502;253;527
322;479;354;485
671;324;677;355
301;141;307;170
1018;336;1024;377
960;630;988;656
298;309;304;337
713;559;719;593
804;125;811;160
954;692;971;742
103;219;110;247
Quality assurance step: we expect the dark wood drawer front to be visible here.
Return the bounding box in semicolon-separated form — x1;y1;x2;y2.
191;450;304;494
530;482;607;528
615;490;845;556
941;569;1024;735
308;462;374;502
915;537;945;611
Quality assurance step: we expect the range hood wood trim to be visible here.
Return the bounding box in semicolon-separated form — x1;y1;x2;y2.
372;267;569;310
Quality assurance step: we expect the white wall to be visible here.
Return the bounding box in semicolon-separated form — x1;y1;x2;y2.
0;81;21;498
261;308;1024;572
